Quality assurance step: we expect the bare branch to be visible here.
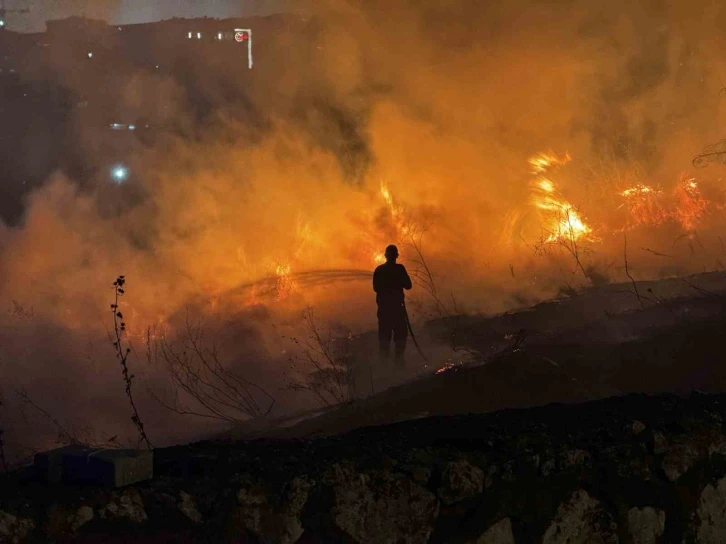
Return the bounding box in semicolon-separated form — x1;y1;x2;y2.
623;235;645;309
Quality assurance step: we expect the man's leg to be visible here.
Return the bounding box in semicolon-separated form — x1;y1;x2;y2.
393;316;408;364
378;314;392;359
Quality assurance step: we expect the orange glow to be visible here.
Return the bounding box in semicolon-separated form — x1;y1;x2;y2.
275;263;297;301
529;152;593;244
618;183;669;229
618;176;721;232
672;177;710;231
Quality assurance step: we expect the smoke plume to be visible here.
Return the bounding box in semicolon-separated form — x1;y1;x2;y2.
2;0;726;460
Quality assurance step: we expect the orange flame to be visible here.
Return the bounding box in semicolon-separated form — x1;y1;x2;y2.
529;152;593;243
618;176;719;232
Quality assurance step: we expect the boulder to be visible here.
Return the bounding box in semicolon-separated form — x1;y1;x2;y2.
694;476;726;543
439;459;485;505
0;510;35;544
326;463;439;543
69;505;94;533
178;492;202;524
236;475;314;544
626;507;665;544
542;489;618;544
662;441;702;482
470;517;515;544
99;488;147;523
632;420;647;435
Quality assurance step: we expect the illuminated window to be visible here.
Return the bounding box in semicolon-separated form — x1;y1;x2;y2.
188;32;192;39
197;32;201;39
218;32;222;40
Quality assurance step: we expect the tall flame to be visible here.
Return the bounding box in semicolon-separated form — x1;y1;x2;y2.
529;152;593;243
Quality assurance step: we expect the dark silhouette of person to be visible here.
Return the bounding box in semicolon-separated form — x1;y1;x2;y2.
373;244;412;364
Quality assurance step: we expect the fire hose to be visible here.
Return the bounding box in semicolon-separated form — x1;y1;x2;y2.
403;300;431;367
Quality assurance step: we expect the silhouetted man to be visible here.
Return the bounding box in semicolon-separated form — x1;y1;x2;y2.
373;244;412;364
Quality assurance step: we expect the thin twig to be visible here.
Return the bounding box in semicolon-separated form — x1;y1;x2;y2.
624;234;645;309
641;247;673;258
682;278;722;298
14;389;77;445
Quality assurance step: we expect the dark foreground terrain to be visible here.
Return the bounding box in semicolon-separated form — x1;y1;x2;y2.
3;392;726;542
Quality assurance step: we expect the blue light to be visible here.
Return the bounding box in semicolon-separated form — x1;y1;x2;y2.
111;164;129;183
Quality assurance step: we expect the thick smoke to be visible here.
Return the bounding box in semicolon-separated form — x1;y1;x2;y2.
2;0;726;459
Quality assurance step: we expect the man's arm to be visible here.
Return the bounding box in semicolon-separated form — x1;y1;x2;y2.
373;267;380;292
400;265;413;290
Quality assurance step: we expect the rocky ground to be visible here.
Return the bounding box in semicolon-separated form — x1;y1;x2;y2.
3;392;726;542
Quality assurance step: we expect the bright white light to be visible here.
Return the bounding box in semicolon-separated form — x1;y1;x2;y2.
188;32;192;39
87;52;93;58
197;32;201;39
0;21;5;27
128;125;135;131
111;165;129;183
218;32;222;40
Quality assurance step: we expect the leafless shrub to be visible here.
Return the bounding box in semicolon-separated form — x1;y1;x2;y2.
285;307;358;407
532;207;592;282
111;276;153;450
150;313;275;422
400;217;479;359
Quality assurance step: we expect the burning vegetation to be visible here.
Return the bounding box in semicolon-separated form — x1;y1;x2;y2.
4;0;726;467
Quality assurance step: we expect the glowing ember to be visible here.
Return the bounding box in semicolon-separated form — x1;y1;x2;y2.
618;183;668;228
672;176;710;231
275;263;297;300
435;362;457;374
618;176;719;232
529;152;593;243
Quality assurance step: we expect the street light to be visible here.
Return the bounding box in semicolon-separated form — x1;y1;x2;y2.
111;164;129;183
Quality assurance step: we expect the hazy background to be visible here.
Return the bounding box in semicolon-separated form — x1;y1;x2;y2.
2;0;726;462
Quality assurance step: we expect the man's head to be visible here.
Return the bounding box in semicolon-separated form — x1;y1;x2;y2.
384;244;399;262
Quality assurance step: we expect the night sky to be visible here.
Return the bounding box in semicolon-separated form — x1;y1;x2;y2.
3;0;296;32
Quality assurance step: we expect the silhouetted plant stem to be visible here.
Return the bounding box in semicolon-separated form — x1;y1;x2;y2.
112;276;153;450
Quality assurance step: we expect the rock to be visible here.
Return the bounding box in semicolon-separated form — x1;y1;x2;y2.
565;449;591;467
662;441;703;481
99;489;147;523
707;433;726;456
632;420;647;435
653;432;668;455
470;517;515;544
0;510;35;544
236;485;269;536
69;506;94;533
694;476;726;543
542;489;618;544
328;466;439;543
539;456;557;478
439;460;485;505
627;507;665;544
235;475;314;544
178;492;202;524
